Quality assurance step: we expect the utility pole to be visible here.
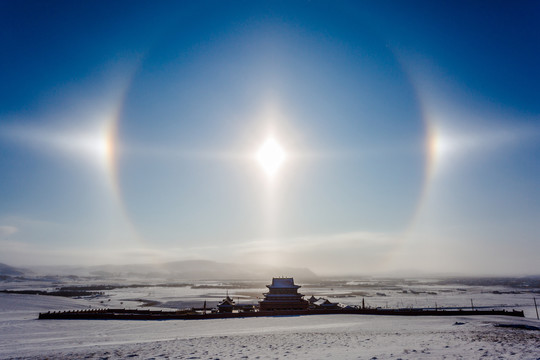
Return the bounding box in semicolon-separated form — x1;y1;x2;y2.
470;299;474;311
534;297;539;320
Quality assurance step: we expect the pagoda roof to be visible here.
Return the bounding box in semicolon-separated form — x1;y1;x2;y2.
218;295;235;306
218;298;234;306
267;277;301;289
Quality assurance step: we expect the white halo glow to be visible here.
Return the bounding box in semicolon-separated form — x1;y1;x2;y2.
256;137;286;178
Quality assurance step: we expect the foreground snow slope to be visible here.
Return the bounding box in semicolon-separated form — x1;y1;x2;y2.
1;293;539;359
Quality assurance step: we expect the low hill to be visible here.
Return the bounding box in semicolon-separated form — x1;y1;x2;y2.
0;263;28;276
26;260;318;282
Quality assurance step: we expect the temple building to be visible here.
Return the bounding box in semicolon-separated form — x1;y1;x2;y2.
217;293;235;313
259;277;309;311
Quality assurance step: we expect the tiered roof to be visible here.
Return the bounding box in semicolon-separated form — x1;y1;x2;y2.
267;277;301;289
259;277;308;311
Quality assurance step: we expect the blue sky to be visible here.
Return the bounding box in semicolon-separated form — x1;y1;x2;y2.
0;1;539;275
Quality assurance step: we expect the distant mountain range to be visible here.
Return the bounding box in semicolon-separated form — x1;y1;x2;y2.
0;260;318;281
0;263;29;276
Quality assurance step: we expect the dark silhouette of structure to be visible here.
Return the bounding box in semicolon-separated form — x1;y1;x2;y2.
259;277;309;311
217;292;235;313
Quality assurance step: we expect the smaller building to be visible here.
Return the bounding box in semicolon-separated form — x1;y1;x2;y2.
217;294;235;313
308;296;342;310
317;299;341;310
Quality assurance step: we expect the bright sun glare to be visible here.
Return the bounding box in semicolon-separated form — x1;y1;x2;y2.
256;137;286;178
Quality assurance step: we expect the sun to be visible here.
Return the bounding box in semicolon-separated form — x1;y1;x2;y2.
256;137;286;178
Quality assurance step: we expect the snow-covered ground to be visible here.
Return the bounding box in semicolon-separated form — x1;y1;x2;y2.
1;292;539;359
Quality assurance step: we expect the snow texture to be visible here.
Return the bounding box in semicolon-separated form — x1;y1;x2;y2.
1;293;539;359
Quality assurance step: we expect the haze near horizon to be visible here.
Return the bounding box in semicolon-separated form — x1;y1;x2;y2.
0;1;539;276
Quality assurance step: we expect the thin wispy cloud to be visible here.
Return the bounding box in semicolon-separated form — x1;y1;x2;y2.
0;226;18;238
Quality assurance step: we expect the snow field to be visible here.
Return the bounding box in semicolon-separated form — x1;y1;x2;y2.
1;293;540;359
